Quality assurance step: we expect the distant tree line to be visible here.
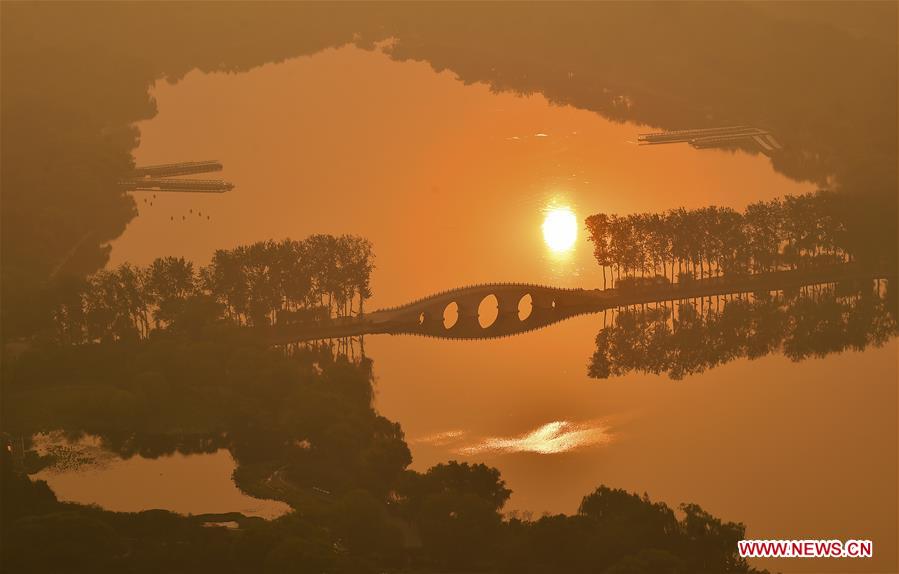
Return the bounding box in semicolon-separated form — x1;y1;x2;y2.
585;191;869;289
49;234;374;344
589;280;897;380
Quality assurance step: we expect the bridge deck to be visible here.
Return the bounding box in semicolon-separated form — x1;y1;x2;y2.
263;265;893;344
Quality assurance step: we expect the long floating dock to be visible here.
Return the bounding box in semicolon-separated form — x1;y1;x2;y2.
637;125;783;155
121;160;235;193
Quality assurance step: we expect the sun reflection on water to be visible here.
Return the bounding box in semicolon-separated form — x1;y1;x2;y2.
458;420;612;455
542;205;578;254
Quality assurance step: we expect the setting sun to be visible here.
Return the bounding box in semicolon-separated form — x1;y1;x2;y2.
542;206;578;252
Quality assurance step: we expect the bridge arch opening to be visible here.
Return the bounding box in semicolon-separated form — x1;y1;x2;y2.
478;295;499;328
518;294;533;321
443;302;459;329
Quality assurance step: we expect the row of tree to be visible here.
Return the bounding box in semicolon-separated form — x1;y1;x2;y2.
586;191;859;288
589;281;897;380
50;234;374;343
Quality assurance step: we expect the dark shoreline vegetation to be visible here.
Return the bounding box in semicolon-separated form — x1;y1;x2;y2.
2;334;768;574
43;234;374;345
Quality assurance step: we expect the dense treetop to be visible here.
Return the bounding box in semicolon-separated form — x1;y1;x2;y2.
586;190;894;289
47;234;373;344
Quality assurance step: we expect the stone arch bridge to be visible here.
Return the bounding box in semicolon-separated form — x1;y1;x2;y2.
366;283;601;339
267;283;608;344
263;266;891;345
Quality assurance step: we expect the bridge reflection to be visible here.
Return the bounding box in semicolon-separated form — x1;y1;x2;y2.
265;265;894;345
371;283;590;339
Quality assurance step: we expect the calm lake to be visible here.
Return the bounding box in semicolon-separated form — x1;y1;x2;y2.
35;44;897;574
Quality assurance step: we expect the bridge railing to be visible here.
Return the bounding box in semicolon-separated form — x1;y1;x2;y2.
372;282;584;313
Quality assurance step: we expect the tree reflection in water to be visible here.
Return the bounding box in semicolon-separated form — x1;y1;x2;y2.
589;280;897;380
